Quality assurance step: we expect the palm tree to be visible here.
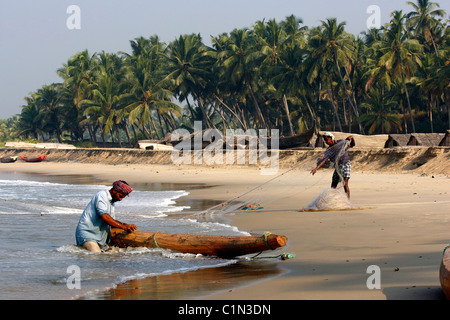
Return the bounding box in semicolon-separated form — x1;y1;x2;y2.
307;18;364;133
17;97;43;140
123;45;182;140
360;89;402;134
213;28;268;129
58;50;99;143
280;14;308;49
81;52;128;146
33;84;64;142
371;10;424;133
269;43;312;134
407;0;446;55
160;34;216;129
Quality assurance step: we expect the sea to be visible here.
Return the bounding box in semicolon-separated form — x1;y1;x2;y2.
0;171;250;300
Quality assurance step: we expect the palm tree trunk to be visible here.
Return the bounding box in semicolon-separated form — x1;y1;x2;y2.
283;94;294;136
429;95;434;133
114;124;122;148
123;121;132;147
401;74;416;133
335;59;364;134
213;94;246;130
301;96;317;128
327;84;343;132
191;90;215;129
185;97;196;124
149;113;161;140
247;84;267;129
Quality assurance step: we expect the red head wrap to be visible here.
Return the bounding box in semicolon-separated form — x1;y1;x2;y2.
112;180;133;196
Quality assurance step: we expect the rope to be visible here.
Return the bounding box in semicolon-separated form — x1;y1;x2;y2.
249;251;296;260
201;140;351;215
200;161;306;215
443;244;450;255
153;231;161;249
263;231;272;250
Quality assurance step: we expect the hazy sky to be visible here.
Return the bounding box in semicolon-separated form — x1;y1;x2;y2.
1;0;449;119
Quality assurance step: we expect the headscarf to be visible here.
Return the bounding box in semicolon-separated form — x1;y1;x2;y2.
322;132;335;140
112;180;133;196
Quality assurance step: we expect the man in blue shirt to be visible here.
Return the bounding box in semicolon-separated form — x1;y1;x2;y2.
311;132;355;199
75;180;137;252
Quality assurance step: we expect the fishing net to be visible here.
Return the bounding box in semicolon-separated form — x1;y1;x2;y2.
199;138;357;215
301;188;356;211
302;139;357;211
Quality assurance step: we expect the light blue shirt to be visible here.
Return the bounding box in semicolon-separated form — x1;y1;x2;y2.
75;190;115;249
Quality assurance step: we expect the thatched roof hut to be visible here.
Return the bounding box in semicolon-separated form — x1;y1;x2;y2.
439;130;450;147
407;133;445;146
384;134;411;148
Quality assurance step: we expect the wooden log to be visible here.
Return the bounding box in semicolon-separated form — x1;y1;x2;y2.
111;228;287;258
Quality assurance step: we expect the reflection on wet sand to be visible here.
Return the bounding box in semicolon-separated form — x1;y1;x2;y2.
86;260;284;300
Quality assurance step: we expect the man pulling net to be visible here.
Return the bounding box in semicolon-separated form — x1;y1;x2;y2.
311;132;355;199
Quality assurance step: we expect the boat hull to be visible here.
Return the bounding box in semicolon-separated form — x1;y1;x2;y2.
111;228;287;258
0;156;17;163
20;154;46;162
440;247;450;299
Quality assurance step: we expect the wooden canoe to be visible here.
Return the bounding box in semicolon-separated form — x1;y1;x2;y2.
111;228;287;258
440;246;450;299
261;121;316;150
0;156;17;163
20;154;46;162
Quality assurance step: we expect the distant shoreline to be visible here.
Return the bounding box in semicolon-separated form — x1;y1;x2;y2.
1;145;449;176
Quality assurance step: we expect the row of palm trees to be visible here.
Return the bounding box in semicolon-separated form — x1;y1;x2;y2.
10;0;450;146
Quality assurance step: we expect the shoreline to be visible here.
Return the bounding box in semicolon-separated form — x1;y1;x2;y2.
1;151;449;300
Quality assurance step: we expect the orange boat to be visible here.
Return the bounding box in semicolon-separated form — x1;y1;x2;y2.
111;228;287;258
20;154;46;162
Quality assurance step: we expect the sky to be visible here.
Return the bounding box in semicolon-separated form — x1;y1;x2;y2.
1;0;449;119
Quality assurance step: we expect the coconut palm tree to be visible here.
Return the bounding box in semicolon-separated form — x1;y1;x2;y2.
33;84;64;142
58;50;99;143
372;10;424;133
160;34;216;129
360;89;402;134
123;50;182;139
280;14;308;49
406;0;446;55
307;18;363;132
213;28;267;129
269;43;312;134
17;97;43;140
81;52;128;146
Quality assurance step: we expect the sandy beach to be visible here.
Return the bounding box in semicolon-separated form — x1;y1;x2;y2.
0;146;449;300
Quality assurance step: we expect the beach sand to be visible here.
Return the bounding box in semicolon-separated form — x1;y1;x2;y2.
1;156;449;300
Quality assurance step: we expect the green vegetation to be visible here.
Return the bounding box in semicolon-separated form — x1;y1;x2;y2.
2;1;449;146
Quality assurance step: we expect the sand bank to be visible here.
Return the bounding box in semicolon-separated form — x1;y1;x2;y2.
0;146;449;300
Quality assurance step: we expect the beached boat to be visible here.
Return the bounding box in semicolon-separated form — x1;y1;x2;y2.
440;246;450;299
0;156;17;163
111;228;288;258
276;123;316;150
20;154;46;162
160;122;315;150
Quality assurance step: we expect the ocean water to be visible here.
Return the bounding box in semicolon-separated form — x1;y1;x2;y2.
0;172;247;300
